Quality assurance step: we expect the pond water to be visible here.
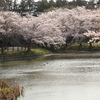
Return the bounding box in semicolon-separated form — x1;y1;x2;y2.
0;55;100;100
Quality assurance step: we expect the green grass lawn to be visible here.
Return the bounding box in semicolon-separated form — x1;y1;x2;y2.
0;47;51;57
65;43;100;51
0;43;100;58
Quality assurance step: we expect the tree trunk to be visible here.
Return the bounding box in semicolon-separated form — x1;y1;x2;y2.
79;43;82;47
27;40;31;51
25;45;26;50
1;37;4;54
1;46;4;54
21;46;23;50
78;43;82;50
89;42;92;50
27;45;30;51
7;47;9;52
17;47;19;51
12;46;14;51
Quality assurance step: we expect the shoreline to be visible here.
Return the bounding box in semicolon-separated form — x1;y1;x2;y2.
44;51;100;59
0;54;41;62
1;51;100;62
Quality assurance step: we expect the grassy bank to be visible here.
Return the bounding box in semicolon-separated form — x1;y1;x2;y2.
65;43;100;51
0;48;51;61
1;43;100;61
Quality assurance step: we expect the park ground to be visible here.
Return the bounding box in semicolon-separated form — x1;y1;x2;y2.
0;42;100;61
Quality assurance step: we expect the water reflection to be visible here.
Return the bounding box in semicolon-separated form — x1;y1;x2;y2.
0;57;100;100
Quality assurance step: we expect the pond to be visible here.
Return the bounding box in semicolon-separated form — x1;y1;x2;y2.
0;55;100;100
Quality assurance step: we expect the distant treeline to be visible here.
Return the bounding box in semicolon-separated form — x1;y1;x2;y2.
5;0;100;16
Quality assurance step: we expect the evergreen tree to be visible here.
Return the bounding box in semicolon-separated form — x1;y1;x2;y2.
26;0;36;14
76;0;87;6
36;0;49;12
5;0;13;11
49;0;55;7
13;0;18;11
19;0;28;15
61;0;68;7
56;0;63;7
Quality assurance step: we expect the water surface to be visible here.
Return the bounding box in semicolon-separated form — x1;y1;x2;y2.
0;56;100;100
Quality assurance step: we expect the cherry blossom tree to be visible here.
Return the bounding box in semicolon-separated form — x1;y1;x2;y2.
0;7;100;52
0;16;5;54
84;30;100;49
32;7;100;49
0;15;12;54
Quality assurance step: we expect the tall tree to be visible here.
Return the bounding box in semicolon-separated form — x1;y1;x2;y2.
56;0;63;7
19;0;27;15
49;0;55;7
61;0;68;7
27;0;34;14
36;0;49;12
13;0;17;11
0;0;7;10
75;0;87;6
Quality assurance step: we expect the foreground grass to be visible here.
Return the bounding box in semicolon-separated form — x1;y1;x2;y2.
0;80;24;100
